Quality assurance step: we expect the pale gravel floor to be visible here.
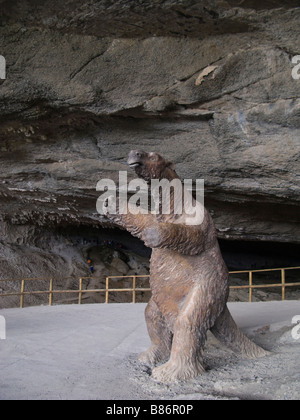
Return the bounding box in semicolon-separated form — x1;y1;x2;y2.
0;301;299;400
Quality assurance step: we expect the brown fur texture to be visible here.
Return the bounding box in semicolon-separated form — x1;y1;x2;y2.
104;150;269;383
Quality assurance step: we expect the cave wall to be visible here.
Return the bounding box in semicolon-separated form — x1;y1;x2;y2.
0;0;299;282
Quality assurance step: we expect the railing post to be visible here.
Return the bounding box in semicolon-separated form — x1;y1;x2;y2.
49;278;53;306
249;271;253;303
281;269;286;301
20;279;25;308
132;276;136;304
78;278;83;304
105;277;109;304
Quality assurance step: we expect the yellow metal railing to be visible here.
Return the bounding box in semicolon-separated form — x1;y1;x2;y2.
228;266;300;302
0;267;299;308
0;275;151;308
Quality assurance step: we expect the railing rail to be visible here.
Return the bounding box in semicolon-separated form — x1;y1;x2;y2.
0;267;299;308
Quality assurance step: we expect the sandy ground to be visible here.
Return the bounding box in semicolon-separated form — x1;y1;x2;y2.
0;301;299;400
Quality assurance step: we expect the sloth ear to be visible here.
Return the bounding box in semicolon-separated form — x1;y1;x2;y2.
167;161;176;170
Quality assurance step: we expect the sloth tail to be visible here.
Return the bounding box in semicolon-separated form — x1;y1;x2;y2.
211;305;270;358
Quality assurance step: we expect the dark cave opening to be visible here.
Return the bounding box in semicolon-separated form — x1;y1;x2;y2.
218;239;300;271
55;224;300;272
1;223;299;308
